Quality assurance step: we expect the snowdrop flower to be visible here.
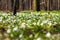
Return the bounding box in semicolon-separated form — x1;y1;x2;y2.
3;21;5;23
13;27;18;31
56;14;59;16
13;20;16;23
42;20;48;24
33;22;36;25
10;16;14;19
54;22;57;25
0;19;2;22
7;29;11;33
16;12;19;15
29;34;33;38
37;22;40;26
22;14;25;16
48;22;52;26
27;20;31;23
41;20;48;26
21;22;26;29
37;37;41;40
19;34;23;38
0;17;3;21
53;18;56;21
40;23;44;26
45;32;51;38
37;20;40;26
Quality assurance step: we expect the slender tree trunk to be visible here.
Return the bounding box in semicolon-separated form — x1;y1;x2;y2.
19;0;23;11
36;0;40;11
58;0;59;10
32;0;36;11
47;0;50;14
7;0;12;12
13;0;19;15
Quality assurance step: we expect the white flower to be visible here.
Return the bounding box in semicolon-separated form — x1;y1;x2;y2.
21;22;26;29
13;20;16;23
41;20;48;26
13;27;18;31
37;22;40;26
10;16;13;19
45;32;51;38
29;34;33;38
7;29;11;33
42;20;48;24
41;23;43;26
19;34;23;38
37;37;41;40
33;22;36;25
53;22;57;25
0;17;3;21
27;20;31;23
3;21;5;23
56;14;59;16
22;14;25;16
0;19;2;22
48;22;52;26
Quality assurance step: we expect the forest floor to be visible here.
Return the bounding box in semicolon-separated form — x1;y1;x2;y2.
0;11;60;40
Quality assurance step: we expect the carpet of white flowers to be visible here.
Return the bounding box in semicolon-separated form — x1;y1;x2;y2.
0;11;60;40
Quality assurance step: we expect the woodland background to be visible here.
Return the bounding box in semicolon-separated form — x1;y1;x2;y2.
0;0;60;12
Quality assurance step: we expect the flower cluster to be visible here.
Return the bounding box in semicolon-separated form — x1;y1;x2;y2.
0;12;60;40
